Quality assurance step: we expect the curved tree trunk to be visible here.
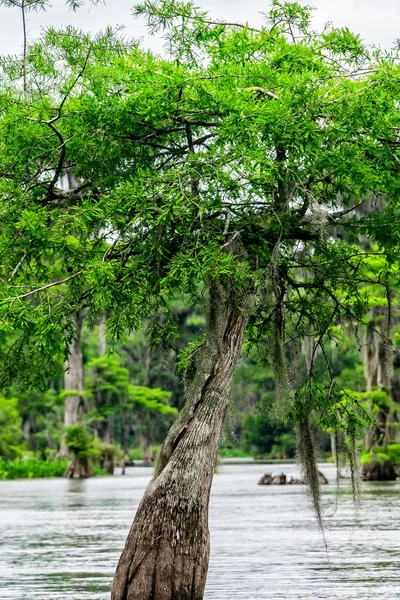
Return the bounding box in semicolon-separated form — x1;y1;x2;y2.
111;281;252;600
60;312;85;458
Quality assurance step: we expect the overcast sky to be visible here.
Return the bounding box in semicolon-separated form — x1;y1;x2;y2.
0;0;398;56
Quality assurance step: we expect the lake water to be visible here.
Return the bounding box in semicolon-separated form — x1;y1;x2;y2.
0;463;399;600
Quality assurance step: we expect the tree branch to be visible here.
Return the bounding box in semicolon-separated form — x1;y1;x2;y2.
3;271;83;302
328;199;366;219
8;251;27;282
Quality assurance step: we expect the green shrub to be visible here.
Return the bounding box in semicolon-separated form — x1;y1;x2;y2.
361;444;400;465
361;451;373;465
94;441;124;473
92;465;109;476
0;458;109;480
243;410;295;458
128;447;144;461
386;444;400;465
0;459;68;480
96;441;124;461
269;433;296;459
64;425;99;459
218;447;251;458
0;397;23;459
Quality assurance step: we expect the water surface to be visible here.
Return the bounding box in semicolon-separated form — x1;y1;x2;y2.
0;463;399;599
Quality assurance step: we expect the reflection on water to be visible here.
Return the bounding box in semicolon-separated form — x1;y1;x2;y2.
0;463;399;599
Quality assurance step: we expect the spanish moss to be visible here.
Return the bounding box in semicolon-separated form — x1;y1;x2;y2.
296;414;323;530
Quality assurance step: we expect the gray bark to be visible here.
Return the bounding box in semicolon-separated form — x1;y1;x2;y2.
364;322;379;392
364;318;390;451
331;433;337;464
60;313;85;458
143;340;151;387
64;457;94;479
363;311;399;481
111;280;252;600
100;419;111;445
22;416;31;442
143;444;154;467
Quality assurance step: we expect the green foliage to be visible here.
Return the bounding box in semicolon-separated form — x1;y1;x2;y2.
176;336;206;377
85;357;132;423
217;447;251;459
129;386;177;414
361;451;390;466
94;440;124;473
95;440;124;461
64;424;98;459
66;0;104;9
20;388;64;458
387;444;400;465
85;356;177;425
0;0;48;11
0;396;23;459
0;458;107;479
363;390;392;410
128;447;144;461
362;444;400;466
0;0;102;10
128;444;161;462
270;433;297;459
1;2;400;388
0;459;68;480
243;404;295;458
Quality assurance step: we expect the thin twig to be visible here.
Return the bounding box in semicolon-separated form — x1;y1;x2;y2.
8;251;27;282
3;271;83;302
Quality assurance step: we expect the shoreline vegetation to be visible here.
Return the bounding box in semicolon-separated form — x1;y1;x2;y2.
2;443;400;481
0;451;330;481
0;451;278;481
0;457;302;480
0;459;108;481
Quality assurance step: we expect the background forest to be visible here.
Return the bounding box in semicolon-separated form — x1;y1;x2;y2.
2;287;400;478
1;300;299;471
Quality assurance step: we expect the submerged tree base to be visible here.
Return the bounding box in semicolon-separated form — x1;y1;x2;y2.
362;460;397;481
64;460;94;479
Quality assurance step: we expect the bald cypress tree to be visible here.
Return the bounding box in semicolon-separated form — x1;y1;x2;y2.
1;2;400;597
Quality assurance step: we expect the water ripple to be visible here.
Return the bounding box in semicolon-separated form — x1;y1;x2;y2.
0;463;399;599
